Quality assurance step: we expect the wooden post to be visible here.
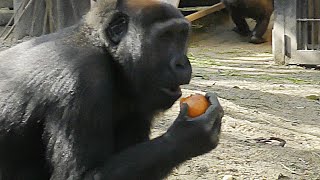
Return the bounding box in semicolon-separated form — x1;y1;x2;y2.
272;0;286;64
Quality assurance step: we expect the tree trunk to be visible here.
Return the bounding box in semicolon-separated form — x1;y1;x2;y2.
14;0;90;39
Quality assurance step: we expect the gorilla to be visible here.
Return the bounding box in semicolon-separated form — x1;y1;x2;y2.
0;0;223;179
222;0;274;44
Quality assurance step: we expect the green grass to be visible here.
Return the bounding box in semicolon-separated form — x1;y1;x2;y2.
188;52;318;85
218;70;315;85
188;53;223;67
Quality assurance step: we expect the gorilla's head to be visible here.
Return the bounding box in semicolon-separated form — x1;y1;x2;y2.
86;0;192;111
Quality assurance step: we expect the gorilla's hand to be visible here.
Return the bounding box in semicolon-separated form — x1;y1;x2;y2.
165;92;223;158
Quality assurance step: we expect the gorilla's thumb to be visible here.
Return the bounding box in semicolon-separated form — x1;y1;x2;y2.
178;103;189;119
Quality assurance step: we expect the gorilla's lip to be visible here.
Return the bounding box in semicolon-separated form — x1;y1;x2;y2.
161;86;182;98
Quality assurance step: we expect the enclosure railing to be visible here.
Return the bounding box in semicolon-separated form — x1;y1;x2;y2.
297;0;320;50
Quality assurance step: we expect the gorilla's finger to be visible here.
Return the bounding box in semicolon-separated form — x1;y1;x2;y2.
177;103;189;120
205;92;220;108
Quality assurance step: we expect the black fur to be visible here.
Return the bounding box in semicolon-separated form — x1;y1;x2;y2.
222;0;274;44
0;0;223;179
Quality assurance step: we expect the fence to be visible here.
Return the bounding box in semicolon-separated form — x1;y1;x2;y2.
297;0;320;50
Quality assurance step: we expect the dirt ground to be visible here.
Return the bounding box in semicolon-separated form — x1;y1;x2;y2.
152;16;320;180
1;13;320;180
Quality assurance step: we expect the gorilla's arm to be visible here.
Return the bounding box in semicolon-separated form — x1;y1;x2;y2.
90;99;220;180
47;91;222;180
96;135;183;180
49;129;178;179
86;94;222;180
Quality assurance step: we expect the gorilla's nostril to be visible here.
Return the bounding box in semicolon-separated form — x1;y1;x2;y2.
175;62;185;69
171;56;188;71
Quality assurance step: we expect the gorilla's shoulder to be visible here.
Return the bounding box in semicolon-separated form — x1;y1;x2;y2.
0;24;104;66
8;25;79;52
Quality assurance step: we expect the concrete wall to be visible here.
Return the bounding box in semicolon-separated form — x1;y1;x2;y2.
0;9;13;26
0;0;13;8
0;0;13;26
272;0;286;65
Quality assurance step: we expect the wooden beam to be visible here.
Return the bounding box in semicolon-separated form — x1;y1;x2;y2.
185;2;225;22
179;6;212;12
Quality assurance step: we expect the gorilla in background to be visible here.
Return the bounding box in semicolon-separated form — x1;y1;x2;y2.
0;0;224;179
222;0;274;44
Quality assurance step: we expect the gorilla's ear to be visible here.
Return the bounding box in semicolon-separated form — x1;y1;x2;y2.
106;12;129;45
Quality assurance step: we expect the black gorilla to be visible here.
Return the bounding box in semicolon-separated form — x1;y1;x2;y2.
222;0;274;44
0;0;223;179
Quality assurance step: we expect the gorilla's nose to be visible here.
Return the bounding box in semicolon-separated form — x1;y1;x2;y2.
170;55;192;85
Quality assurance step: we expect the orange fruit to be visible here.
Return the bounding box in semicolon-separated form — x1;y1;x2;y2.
180;94;210;118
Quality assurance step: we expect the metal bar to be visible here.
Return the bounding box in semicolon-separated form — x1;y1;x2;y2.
312;21;315;49
299;0;303;18
301;0;305;49
319;22;320;50
317;0;320;19
306;0;311;50
297;0;303;50
304;0;307;49
304;21;308;50
297;0;300;18
297;21;302;50
312;0;315;50
300;0;303;18
313;0;316;18
303;0;308;19
316;0;320;50
309;0;313;19
297;19;320;21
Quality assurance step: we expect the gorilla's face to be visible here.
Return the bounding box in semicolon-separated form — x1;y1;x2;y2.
104;2;192;111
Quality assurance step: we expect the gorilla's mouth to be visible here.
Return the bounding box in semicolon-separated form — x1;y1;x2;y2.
161;86;182;98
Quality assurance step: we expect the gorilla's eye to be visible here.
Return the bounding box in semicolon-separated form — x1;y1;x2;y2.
106;13;129;45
